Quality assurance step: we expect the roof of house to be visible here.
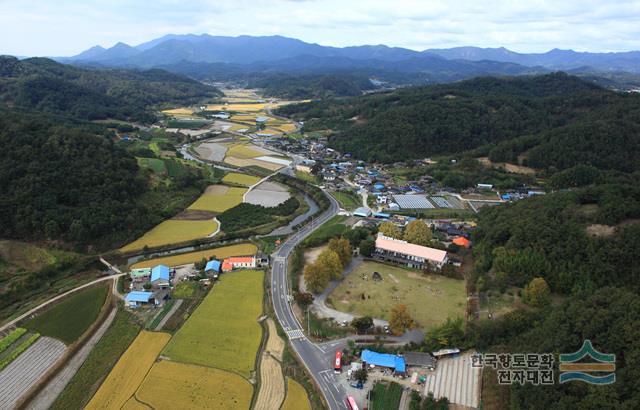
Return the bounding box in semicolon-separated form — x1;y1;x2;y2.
125;291;153;303
361;349;406;373
222;260;233;271
452;236;471;248
353;207;372;217
226;256;255;264
205;260;221;271
404;352;436;367
151;265;170;282
375;234;447;263
130;268;151;277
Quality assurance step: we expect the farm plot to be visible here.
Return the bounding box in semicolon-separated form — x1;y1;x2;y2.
120;219;219;252
225;144;268;159
224;156;283;171
161;108;193;116
194;141;228;162
85;331;171;410
163;270;264;378
222;172;261;187
187;185;246;213
393;195;435;209
206;103;266;112
254;156;291;167
430;196;452;208
136;361;252;410
245;181;291;207
254;319;286;410
327;261;466;329
0;336;66;409
129;243;257;269
23;284;108;344
281;378;312;410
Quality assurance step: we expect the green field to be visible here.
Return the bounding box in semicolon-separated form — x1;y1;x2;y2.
370;381;403;410
172;282;199;299
304;215;349;245
136;157;166;174
167;119;211;129
332;190;360;210
294;171;318;184
51;309;140;410
327;261;466;329
23;284;108;344
222;172;261;186
120;219;219;252
164;269;264;378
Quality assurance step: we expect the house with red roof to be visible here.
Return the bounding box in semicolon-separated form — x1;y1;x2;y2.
221;256;257;272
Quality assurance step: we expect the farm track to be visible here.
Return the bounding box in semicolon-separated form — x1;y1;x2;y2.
27;308;117;410
0;337;66;409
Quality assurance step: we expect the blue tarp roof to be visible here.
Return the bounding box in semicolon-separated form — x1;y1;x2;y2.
361;349;406;373
151;265;170;282
205;260;221;272
373;212;390;218
125;291;153;303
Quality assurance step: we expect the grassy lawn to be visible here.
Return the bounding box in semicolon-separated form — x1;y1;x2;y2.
281;378;312;410
332;190;360;210
370;381;403;410
327;261;466;329
129;243;257;269
136;157;166;175
172;282;199;299
23;284;108;344
120;219;218;252
188;186;246;213
52;309;140;410
164;269;264;378
254;235;286;254
136;361;253;410
222;172;261;186
294;170;318;184
304;215;349;245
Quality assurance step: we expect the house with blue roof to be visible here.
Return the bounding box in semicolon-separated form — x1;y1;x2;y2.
361;349;406;373
151;265;171;287
124;291;156;308
205;260;221;278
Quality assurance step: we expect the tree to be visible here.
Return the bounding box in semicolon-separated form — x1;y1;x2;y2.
317;249;344;280
294;291;314;307
195;258;207;271
359;239;375;257
353;368;368;384
328;237;352;266
379;221;402;239
304;263;330;293
351;316;374;333
523;277;551;307
389;304;415;335
403;220;432;245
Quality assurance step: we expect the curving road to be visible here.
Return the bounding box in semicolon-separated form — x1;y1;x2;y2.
271;188;348;410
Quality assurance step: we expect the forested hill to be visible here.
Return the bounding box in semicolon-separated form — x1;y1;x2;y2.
247;73;376;99
0;56;220;122
277;73;640;173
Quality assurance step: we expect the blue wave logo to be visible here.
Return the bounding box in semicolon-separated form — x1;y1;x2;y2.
559;340;615;385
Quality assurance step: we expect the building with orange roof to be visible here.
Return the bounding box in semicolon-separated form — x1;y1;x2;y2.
221;256;257;272
452;236;471;248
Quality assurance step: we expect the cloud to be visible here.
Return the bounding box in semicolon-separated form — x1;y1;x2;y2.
0;0;638;56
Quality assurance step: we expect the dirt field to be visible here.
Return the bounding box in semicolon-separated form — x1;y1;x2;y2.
304;245;328;265
85;331;171;410
194;142;228;162
255;319;286;410
281;378;312;410
327;261;466;329
172;209;217;221
136;361;253;410
129;243;257;269
586;223;616;237
245;181;291;207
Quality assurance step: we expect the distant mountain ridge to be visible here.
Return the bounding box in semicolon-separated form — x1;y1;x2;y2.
59;34;640;73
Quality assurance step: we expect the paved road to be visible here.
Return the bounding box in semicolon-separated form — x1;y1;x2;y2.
271;189;349;410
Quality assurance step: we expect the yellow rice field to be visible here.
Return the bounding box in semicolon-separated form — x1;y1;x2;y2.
275;123;297;133
85;331;171;410
224;156;283;171
225;144;265;159
129;243;257;269
120;219;218;252
136;361;253;410
255;129;280;136
206;103;266;112
187;186;246;212
222;172;262;186
161;108;193;116
281;378;312;410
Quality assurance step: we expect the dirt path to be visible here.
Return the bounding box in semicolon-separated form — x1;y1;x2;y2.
254;319;286;410
27;308;118;410
154;299;183;331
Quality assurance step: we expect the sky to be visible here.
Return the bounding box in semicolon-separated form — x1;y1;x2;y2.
1;0;639;56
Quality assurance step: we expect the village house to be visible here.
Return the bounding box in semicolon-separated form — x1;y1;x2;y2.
374;233;448;269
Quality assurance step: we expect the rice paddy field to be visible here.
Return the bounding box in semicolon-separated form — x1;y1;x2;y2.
129;243;257;269
161;108;193;116
281;378;312;410
85;331;171;410
23;284;108;344
135;361;252;410
120;219;219;252
187;185;246;213
327;261;466;329
222;172;261;186
163;270;264;378
206;103;266;112
226;144;266;159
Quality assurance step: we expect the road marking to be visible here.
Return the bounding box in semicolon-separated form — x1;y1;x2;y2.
286;329;306;340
